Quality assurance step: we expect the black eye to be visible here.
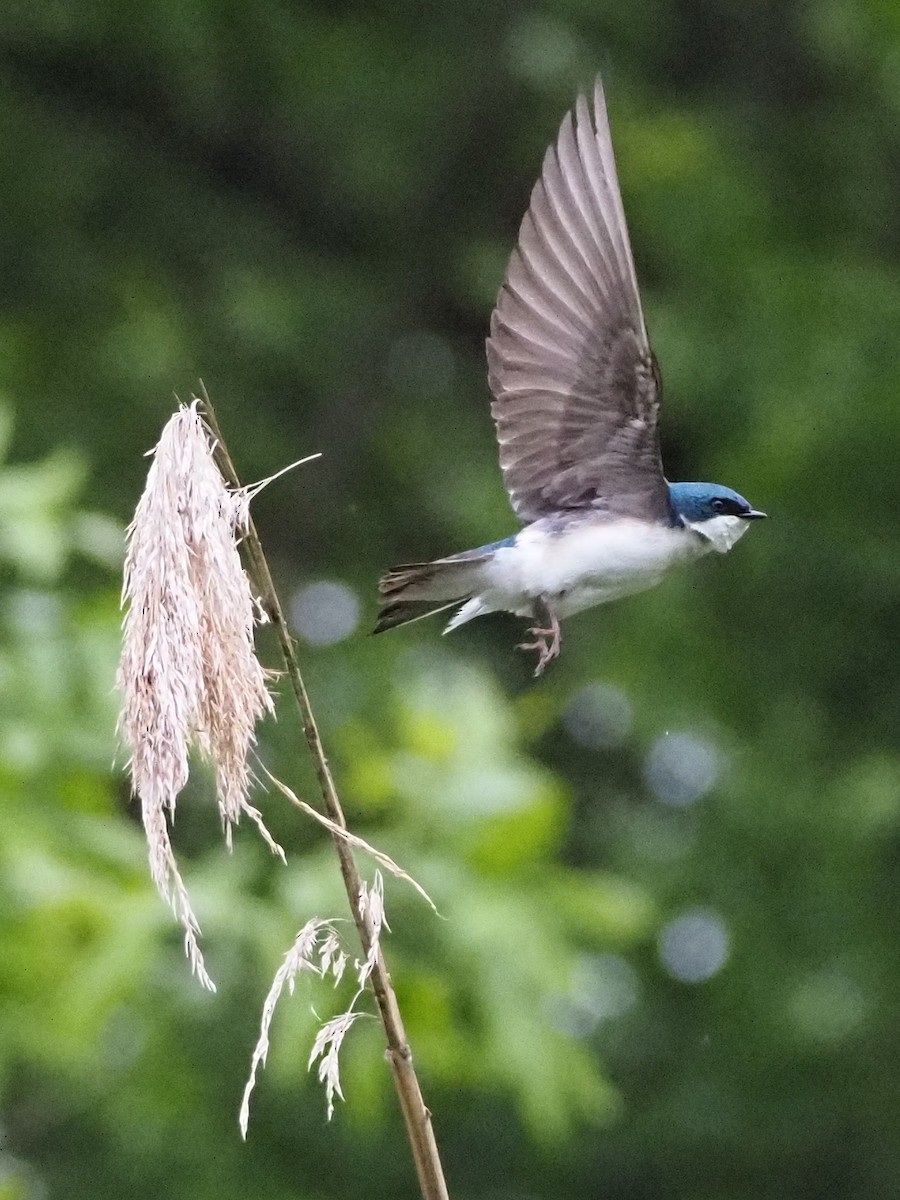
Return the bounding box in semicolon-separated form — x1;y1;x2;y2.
712;498;727;514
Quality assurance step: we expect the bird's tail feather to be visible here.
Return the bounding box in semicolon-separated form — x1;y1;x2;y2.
373;598;460;634
374;556;490;635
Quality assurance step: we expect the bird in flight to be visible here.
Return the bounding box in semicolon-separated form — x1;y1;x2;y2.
375;77;765;675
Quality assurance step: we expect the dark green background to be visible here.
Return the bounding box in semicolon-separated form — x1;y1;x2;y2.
3;2;900;1197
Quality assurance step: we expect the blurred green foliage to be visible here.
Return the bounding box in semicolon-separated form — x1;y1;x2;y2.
3;2;900;1198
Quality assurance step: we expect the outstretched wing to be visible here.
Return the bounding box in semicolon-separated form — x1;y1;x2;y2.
486;78;670;524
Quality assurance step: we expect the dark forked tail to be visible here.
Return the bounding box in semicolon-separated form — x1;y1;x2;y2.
373;596;460;634
374;556;489;634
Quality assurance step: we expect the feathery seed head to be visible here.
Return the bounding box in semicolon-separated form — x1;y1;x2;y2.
117;401;279;990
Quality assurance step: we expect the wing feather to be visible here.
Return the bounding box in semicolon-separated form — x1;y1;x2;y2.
486;77;669;523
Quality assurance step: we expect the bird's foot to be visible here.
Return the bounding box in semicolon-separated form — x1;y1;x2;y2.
517;622;562;677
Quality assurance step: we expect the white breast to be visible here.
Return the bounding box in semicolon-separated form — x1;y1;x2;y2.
483;518;709;618
688;513;752;554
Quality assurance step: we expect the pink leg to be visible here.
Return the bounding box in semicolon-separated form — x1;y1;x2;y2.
516;598;562;677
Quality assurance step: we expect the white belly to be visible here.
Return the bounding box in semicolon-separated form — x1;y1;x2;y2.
483;518;708;618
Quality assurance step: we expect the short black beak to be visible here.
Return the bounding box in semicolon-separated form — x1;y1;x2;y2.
740;509;767;520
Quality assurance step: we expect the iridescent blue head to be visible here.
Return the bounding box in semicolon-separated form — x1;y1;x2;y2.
669;482;766;524
667;482;766;553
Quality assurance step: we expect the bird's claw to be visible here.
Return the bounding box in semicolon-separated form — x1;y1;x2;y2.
517;625;562;677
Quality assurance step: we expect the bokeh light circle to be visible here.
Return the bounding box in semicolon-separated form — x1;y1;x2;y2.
658;908;730;983
644;731;722;807
290;580;361;646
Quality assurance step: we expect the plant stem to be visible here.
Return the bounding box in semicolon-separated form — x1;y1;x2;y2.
199;388;449;1200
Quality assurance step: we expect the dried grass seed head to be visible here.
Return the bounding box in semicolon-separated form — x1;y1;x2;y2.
118;401;278;988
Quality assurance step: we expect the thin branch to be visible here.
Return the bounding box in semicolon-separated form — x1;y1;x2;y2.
197;385;449;1200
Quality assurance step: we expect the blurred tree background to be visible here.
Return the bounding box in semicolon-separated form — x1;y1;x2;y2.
2;1;900;1197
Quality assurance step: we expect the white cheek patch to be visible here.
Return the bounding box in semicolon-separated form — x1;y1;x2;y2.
689;514;751;554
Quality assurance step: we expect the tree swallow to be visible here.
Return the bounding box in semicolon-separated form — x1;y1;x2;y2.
375;78;766;675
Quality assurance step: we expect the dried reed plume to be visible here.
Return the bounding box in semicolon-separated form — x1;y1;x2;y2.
117;401;281;990
120;391;449;1200
239;873;389;1131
